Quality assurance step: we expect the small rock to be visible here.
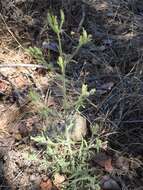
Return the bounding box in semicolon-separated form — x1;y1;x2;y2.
69;112;87;141
94;152;113;172
100;176;121;190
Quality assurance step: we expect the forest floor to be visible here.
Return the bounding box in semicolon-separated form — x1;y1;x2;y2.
0;0;143;189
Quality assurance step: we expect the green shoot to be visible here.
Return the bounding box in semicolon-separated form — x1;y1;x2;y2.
26;47;47;65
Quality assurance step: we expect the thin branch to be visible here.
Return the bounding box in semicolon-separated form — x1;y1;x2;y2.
0;63;48;69
77;4;85;33
122;120;143;124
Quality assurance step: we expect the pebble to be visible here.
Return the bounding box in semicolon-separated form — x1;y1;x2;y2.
100;175;121;190
69;112;87;141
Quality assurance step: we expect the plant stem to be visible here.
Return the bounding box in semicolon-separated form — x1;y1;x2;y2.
68;45;81;64
57;32;67;111
57;32;63;57
63;67;67;110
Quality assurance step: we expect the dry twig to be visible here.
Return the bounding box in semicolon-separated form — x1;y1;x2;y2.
0;63;48;69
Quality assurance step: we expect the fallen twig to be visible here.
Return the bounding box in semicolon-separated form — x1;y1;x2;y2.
0;63;48;69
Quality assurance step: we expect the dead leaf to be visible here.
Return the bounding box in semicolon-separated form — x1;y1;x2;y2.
53;173;65;189
94;152;113;172
104;158;113;172
0;80;8;92
40;179;53;190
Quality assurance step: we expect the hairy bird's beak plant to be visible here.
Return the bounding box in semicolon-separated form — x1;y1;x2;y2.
26;10;102;190
47;10;92;111
27;10;93;112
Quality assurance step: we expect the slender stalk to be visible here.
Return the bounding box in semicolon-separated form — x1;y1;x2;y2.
68;45;81;64
57;32;67;111
63;67;67;110
57;33;63;57
0;63;48;69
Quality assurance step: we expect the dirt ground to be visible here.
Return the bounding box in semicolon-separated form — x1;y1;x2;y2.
0;0;143;189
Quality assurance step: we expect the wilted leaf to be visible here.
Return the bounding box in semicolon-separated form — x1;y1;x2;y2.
104;158;113;172
94;152;113;172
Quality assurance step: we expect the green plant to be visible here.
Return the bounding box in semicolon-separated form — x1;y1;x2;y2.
75;84;95;110
27;10;101;190
30;134;101;189
47;10;92;111
28;10;92;112
27;47;47;65
29;90;58;119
